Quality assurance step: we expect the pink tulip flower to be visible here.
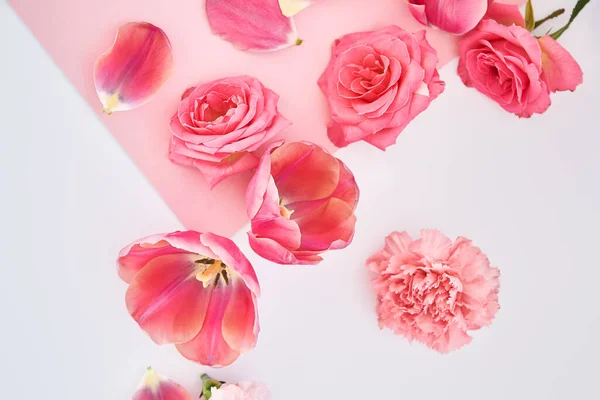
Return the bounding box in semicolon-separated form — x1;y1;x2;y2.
118;231;260;367
246;142;359;265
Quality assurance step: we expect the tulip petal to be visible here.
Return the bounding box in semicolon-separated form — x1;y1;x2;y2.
538;36;583;93
278;0;319;16
248;233;321;265
187;151;260;189
206;0;301;52
176;284;241;367
271;142;340;203
422;0;488;35
133;368;191;400
406;1;429;26
94;22;173;113
222;276;259;353
126;254;212;345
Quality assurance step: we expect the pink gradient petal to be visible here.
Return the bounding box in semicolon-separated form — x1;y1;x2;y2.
484;1;526;27
246;141;284;219
538;36;583;93
126;254;211;345
94;22;173;113
407;2;428;26
175;284;241;367
248;233;320;265
206;0;300;52
422;0;488;35
221;276;259;353
133;368;191;400
191;151;260;189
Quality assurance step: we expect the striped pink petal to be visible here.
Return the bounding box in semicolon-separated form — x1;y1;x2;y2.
94;22;173;114
206;0;301;52
132;368;191;400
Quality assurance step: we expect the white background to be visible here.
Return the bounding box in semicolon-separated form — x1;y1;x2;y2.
1;1;599;399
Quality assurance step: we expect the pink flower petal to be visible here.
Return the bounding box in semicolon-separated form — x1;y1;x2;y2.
133;368;191;400
175;284;241;367
419;0;488;35
406;1;428;26
94;22;173;113
538;36;583;93
278;0;320;16
206;0;301;52
126;253;212;345
188;151;260;189
221;276;259;353
484;1;526;27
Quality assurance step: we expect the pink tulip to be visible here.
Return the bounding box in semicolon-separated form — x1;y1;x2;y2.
406;0;489;35
246;142;359;265
94;22;173;114
118;231;260;367
132;367;191;400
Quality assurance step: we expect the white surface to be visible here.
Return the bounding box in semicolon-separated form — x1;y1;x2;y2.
1;1;599;399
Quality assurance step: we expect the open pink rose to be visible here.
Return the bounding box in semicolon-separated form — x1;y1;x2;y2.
118;231;260;367
458;6;583;117
246;142;359;265
169;76;291;188
367;230;500;353
210;382;271;400
319;26;445;150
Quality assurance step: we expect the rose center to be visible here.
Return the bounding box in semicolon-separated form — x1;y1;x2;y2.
194;258;231;288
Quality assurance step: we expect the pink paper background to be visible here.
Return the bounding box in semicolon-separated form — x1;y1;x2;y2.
9;0;457;236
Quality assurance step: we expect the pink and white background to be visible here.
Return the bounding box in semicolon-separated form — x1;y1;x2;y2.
1;0;599;399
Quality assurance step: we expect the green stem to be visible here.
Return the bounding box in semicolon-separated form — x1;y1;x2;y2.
200;374;223;399
550;0;590;40
534;8;565;28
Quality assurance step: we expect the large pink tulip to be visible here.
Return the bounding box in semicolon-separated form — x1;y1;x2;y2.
118;231;260;367
246;142;359;265
406;0;489;35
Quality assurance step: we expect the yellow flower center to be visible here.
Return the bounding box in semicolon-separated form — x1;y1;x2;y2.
195;258;230;288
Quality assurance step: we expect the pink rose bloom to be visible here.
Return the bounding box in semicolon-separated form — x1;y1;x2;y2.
210;382;271;400
367;230;500;353
406;0;489;35
458;5;583;117
169;76;291;188
246;142;359;265
318;26;445;150
118;231;260;367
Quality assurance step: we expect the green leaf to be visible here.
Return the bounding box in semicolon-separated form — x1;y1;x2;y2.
201;374;222;399
525;0;535;31
550;0;591;40
534;8;565;29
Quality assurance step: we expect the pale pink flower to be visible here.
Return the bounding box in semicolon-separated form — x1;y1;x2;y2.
367;230;500;353
118;231;260;367
169;76;291;188
94;22;173;114
210;382;271;400
132;368;191;400
318;26;445;150
246;142;359;265
458;5;583;117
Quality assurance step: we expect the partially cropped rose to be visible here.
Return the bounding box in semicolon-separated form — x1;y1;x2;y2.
169;76;291;188
246;142;359;265
458;5;583;117
118;231;260;367
319;26;445;150
367;230;500;353
210;382;271;400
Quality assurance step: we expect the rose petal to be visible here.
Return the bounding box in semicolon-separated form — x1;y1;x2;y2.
206;0;301;52
133;368;191;400
191;151;260;189
126;253;212;345
538;36;583;93
94;22;173;113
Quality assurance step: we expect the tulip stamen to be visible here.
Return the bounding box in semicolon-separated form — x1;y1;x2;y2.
195;258;232;288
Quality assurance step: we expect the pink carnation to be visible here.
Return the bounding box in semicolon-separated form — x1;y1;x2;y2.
367;230;500;353
211;382;271;400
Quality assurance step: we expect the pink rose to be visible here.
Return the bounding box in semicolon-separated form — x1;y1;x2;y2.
318;26;445;150
246;142;359;265
458;6;583;117
210;382;271;400
367;230;500;353
169;76;291;188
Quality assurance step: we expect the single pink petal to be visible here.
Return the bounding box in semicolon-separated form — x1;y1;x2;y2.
133;368;191;400
94;22;173;113
406;1;428;26
118;239;191;284
484;1;526;27
175;284;241;367
191;151;260;189
206;0;301;52
538;36;583;93
246;141;284;219
422;0;488;35
126;254;212;345
278;0;320;16
221;276;259;353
